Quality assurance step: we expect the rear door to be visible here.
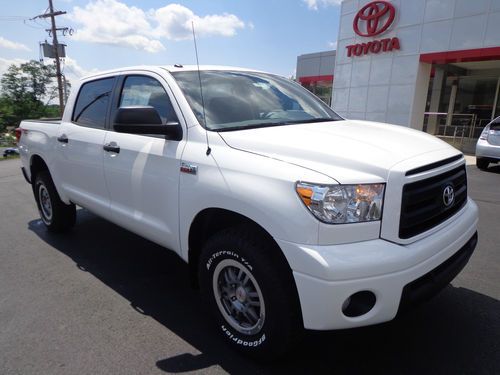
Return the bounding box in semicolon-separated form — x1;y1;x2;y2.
102;72;186;250
56;77;115;218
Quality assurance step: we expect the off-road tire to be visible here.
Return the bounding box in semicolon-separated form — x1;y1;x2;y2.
199;226;302;359
476;158;489;170
34;171;76;232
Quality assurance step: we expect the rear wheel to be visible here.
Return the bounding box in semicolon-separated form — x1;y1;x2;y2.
199;226;302;359
476;158;489;170
34;171;76;232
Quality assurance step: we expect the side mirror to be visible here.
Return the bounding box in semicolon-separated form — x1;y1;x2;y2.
113;106;182;141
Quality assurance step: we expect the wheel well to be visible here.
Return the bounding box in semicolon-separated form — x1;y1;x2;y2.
188;208;293;289
30;155;49;183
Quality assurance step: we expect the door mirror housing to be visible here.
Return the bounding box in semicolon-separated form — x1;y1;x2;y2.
113;106;182;141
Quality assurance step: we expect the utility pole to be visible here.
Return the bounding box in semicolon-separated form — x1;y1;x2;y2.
33;0;67;116
62;74;68;103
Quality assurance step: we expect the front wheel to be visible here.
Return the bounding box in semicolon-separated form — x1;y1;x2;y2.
34;171;76;232
199;227;302;359
476;158;489;170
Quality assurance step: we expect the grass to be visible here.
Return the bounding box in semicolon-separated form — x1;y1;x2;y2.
0;142;17;148
0;154;20;161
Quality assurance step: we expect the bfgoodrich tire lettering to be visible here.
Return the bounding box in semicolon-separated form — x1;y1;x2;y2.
34;171;76;233
199;226;302;358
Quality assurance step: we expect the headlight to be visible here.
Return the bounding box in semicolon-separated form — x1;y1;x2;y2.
296;182;385;224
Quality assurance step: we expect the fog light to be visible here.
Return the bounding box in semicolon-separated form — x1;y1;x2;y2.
342;291;376;317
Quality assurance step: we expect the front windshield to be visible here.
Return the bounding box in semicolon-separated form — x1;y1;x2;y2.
171;70;342;131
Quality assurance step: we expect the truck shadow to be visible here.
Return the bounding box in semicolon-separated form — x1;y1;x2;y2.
28;210;500;375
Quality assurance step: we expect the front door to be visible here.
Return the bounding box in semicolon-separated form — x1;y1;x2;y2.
103;73;185;250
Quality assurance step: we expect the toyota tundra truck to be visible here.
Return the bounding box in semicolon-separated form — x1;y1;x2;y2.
18;65;478;357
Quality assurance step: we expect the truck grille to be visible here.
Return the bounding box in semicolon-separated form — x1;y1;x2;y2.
399;165;467;239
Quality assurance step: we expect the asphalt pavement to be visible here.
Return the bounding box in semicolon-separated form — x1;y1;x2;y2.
0;158;499;374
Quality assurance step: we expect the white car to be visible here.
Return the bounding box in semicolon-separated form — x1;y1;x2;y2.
18;66;478;358
476;117;500;170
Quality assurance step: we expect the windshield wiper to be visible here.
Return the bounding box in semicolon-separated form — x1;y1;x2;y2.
290;118;337;124
216;118;338;132
216;122;292;132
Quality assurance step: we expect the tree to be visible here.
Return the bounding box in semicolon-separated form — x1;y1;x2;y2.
0;60;61;130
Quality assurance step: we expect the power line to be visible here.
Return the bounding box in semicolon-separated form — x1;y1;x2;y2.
23;20;47;30
0;16;29;21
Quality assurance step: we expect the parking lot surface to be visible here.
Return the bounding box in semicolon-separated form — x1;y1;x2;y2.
0;158;499;374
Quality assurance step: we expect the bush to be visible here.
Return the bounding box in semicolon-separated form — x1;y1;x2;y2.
0;131;17;147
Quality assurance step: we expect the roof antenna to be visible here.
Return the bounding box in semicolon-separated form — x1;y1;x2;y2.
192;21;211;156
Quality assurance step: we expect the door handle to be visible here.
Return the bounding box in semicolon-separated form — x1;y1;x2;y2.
103;142;120;153
57;134;68;143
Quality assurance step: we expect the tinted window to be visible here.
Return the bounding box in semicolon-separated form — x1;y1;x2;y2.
491;117;500;130
172;70;341;131
73;78;114;128
119;76;178;123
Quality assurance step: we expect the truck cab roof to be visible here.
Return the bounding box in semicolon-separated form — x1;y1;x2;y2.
82;65;265;81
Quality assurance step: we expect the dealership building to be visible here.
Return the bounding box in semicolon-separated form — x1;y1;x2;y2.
296;0;500;151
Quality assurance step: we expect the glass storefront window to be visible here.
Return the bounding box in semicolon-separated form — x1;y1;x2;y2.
423;63;500;141
299;79;333;105
495;81;500;120
454;77;498;137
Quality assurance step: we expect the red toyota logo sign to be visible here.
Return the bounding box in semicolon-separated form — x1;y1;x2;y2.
347;0;400;57
353;1;396;37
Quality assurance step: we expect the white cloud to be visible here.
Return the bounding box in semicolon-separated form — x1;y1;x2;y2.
328;41;337;49
67;0;164;53
153;4;245;40
62;57;99;83
67;0;246;52
0;37;31;51
0;56;94;89
304;0;342;10
0;57;26;78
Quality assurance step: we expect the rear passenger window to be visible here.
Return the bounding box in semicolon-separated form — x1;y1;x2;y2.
119;75;178;124
491;119;500;131
73;78;115;128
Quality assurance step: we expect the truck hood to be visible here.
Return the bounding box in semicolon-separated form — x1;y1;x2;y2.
218;120;455;183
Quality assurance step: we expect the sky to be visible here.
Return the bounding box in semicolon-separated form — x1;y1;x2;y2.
0;0;342;84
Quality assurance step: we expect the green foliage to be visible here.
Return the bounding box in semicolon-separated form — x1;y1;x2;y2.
0;130;17;147
0;60;60;130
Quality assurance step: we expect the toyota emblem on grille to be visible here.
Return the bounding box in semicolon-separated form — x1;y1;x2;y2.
442;185;455;207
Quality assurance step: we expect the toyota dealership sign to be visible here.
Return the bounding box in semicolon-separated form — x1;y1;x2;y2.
346;1;400;57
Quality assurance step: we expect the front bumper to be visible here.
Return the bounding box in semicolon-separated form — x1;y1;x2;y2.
277;199;478;330
397;232;477;314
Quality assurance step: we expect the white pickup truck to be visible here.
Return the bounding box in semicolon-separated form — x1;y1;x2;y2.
18;65;478;357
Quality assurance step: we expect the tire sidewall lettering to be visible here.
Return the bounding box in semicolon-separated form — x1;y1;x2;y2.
206;250;253;271
221;325;266;347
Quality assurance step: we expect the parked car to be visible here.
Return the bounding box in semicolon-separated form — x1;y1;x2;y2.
17;65;478;358
476;116;500;170
3;147;19;158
